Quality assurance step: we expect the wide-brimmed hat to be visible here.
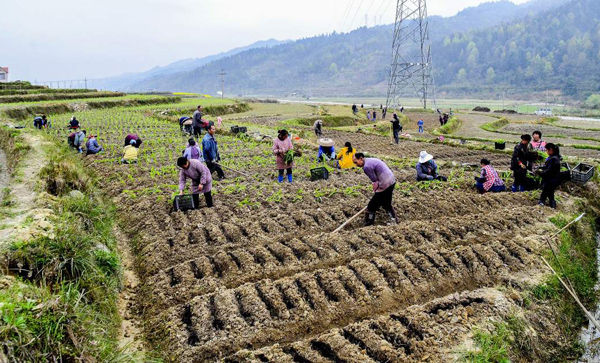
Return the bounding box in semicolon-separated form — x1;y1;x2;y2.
318;138;335;147
419;151;434;163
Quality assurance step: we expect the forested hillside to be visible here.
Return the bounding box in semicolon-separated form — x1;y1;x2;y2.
128;0;599;100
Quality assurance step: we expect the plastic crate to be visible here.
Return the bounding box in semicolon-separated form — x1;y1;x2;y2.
173;194;197;212
310;167;329;181
230;126;239;134
571;163;595;185
238;126;247;133
494;142;506;150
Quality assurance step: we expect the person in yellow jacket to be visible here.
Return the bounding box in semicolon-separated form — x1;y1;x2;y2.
121;139;139;164
336;142;357;169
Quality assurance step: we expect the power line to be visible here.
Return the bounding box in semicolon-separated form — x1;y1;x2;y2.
347;0;366;31
338;0;356;32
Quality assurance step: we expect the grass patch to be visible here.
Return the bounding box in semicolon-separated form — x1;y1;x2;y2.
1;134;132;361
571;144;600;151
0;91;125;104
459;316;529;362
434;116;461;135
39;147;93;196
481;117;509;133
283;115;366;128
0;126;31;173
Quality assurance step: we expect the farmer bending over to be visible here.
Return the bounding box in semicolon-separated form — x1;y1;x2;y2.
202;125;225;180
183;138;203;161
314;120;323;137
273;129;294;183
353;153;397;226
474;159;505;193
317;138;336;163
121;139;139;164
336;142;356;169
69;129;86;153
86;135;103;155
178;157;213;208
416;151;446;181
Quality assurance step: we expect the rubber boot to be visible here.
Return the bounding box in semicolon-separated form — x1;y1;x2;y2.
511;185;518;193
365;212;375;227
287;174;293;183
550;200;557;209
519;185;525;192
278;175;284;183
387;212;397;225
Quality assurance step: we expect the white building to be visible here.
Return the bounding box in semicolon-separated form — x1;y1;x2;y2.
0;67;8;82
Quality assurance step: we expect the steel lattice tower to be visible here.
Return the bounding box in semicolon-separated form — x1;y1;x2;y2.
386;0;436;110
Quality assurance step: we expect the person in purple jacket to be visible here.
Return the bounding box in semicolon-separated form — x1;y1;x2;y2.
353;153;397;226
177;157;213;208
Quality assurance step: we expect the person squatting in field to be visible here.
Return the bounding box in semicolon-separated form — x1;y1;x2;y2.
336;142;356;169
317;138;336;163
85;134;103;155
122;139;139;164
68;129;86;153
353;153;398;226
124;134;142;148
537;143;561;209
416;151;447;182
474;159;506;193
314;119;323;137
273;129;294;183
178;157;213;208
202;125;225;181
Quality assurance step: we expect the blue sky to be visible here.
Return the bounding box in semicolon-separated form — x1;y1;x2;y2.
1;0;528;81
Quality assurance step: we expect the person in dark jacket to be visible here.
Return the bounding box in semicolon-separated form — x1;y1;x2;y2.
511;134;532;192
538;143;561;208
202;125;225;180
192;105;204;138
390;113;402;144
69;116;80;129
416;151;447;181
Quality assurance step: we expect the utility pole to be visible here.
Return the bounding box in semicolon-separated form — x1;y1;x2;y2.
219;70;227;102
386;0;436;110
84;78;88;90
365;14;368;27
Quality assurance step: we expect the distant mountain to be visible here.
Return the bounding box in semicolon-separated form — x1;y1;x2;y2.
89;39;288;91
127;0;582;98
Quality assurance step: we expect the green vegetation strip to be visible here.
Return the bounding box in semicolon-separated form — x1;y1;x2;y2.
1;144;133;361
480;117;509;132
0;92;126;104
434;116;461;135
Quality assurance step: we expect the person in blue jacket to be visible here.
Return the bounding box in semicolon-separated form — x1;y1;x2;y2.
85;134;103;155
202;125;225;180
317;138;336;163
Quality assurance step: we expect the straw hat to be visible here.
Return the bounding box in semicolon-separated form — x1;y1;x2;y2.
418;151;434;163
318;138;335;147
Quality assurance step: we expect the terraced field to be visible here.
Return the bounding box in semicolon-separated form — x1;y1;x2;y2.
38;100;578;362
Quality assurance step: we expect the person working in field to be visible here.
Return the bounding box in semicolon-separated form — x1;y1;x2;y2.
273;129;294;183
192;105;204;138
68;129;86;153
417;119;424;133
180;116;193;135
33;115;49;129
511;134;533;192
416;151;447;181
124;134;142;148
474;159;506;193
390;113;402;144
537;143;561;209
530;130;546;151
317;138;336;163
183;138;203;161
122;139;139;164
336;142;356;169
353;153;397;226
85;134;103;155
202;125;225;180
314;119;323;137
69;116;80;129
177;157;213;208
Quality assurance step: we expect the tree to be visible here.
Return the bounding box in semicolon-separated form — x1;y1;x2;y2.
486;67;496;83
457;68;468;83
329;63;339;74
585;94;600;109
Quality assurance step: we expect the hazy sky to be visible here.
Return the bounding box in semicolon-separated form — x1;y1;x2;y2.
1;0;528;81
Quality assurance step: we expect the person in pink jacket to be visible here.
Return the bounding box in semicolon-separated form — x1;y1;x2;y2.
177;157;213;208
273;129;294;183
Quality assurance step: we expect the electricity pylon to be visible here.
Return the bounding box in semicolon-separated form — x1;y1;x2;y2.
386;0;436;110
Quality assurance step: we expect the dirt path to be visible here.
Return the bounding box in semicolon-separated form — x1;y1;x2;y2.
0;133;53;247
114;227;146;356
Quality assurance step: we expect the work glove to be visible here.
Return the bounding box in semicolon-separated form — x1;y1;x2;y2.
372;182;379;192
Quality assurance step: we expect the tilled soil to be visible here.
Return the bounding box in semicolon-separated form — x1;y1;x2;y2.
47;109;561;362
